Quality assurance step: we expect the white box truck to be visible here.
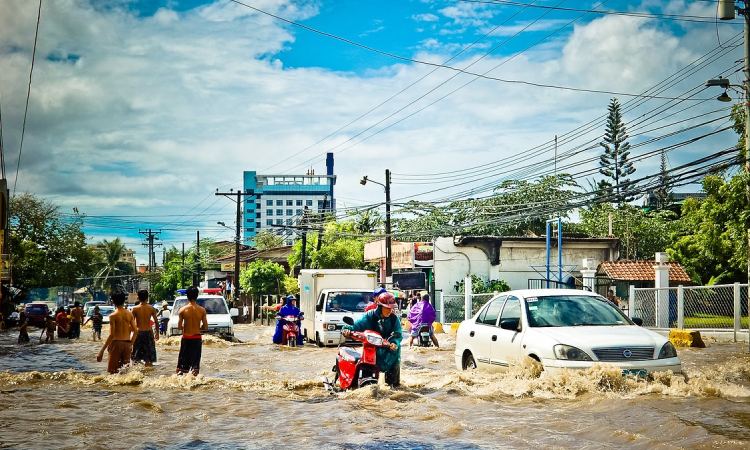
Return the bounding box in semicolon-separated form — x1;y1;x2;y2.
299;269;378;346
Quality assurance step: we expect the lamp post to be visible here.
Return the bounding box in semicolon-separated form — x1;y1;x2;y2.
714;1;750;351
360;170;392;280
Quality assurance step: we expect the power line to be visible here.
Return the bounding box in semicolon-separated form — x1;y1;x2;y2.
12;0;42;196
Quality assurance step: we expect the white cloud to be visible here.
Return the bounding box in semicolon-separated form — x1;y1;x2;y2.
413;13;439;23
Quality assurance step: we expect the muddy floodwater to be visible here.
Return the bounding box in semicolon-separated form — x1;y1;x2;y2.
0;324;749;449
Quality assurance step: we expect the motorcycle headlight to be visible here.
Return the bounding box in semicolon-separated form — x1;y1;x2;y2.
658;341;677;359
553;344;592;361
366;335;384;346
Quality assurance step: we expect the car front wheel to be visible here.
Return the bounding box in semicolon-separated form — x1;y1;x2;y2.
462;352;477;371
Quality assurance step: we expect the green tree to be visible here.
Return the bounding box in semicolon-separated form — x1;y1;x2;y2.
240;259;286;296
288;220;375;270
599;98;636;205
9;194;97;289
254;230;284;250
150;246;190;300
650;149;673;210
453;274;510;294
92;238;133;290
668;174;748;284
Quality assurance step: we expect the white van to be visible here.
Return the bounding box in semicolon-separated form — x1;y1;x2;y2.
167;294;239;338
298;269;377;346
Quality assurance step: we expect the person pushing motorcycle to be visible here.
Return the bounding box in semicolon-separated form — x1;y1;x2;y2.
342;292;402;387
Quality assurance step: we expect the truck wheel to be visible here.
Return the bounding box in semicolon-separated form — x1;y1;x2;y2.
316;332;324;347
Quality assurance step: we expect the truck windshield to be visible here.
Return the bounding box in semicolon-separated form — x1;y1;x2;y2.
173;297;228;314
326;292;371;313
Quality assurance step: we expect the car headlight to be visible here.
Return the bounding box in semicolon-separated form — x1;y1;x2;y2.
658;341;677;359
366;335;384;346
553;344;592;361
323;322;337;331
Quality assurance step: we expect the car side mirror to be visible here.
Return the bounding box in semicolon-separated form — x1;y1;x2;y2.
343;316;354;326
499;319;520;331
230;308;239;317
632;317;643;326
315;304;323;312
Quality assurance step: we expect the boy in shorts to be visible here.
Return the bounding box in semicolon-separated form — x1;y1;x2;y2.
176;286;208;376
97;291;138;374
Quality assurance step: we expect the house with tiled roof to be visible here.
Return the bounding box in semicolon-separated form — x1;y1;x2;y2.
597;260;693;299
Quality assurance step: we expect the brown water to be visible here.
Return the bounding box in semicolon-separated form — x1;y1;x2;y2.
0;324;749;449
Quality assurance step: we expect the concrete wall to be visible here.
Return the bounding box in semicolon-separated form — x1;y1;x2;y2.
434;237;618;294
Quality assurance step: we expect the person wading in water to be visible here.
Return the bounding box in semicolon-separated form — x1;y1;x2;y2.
176;286;207;376
97;291;138;374
131;290;160;367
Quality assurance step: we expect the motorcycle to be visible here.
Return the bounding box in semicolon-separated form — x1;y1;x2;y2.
159;318;169;336
279;315;301;347
323;317;392;391
417;323;432;347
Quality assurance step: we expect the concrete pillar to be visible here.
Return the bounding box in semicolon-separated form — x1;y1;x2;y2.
628;285;635;319
654;252;670;328
580;258;597;292
677;285;684;330
464;275;473;321
734;282;741;343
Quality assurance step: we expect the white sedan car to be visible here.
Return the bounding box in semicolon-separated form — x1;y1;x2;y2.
455;289;681;375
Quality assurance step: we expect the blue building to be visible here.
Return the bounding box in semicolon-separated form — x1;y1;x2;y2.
243;153;335;246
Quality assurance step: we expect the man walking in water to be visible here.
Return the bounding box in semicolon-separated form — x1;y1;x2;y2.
176;286;207;376
97;291;138;374
132;290;159;367
69;302;84;339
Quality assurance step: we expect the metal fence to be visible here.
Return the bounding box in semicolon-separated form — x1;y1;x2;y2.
631;283;749;340
438;292;498;323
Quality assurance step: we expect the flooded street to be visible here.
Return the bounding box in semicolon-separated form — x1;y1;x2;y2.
0;324;749;449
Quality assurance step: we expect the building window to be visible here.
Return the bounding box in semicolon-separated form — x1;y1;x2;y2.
296;200;303;206
306;200;313;206
266;200;273;206
286;240;293;246
255;212;261;218
276;219;283;225
276;200;283;206
266;219;273;226
256;221;261;229
286;219;292;225
267;209;273;216
286;209;293;216
286;200;293;206
276;209;283;215
296;209;303;215
318;200;324;209
247;209;252;213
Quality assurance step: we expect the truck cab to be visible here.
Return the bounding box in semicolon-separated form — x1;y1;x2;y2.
298;269;377;346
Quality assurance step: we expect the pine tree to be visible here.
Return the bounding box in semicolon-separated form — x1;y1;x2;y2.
651;149;672;209
599;98;636;206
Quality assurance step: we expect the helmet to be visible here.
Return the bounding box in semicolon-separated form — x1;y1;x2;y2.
284;295;296;305
372;286;387;298
376;292;397;309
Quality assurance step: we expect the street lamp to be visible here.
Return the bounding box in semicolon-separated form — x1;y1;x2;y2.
360;170;392;280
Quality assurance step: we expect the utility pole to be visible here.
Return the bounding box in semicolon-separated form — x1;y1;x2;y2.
301;206;308;269
139;229;161;273
181;242;186;288
195;230;201;286
216;189;254;303
385;168;392;278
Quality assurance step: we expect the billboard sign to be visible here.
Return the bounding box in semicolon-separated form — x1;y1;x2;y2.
414;242;434;267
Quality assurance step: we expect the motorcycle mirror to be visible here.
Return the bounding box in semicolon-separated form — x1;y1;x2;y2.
342;316;354;325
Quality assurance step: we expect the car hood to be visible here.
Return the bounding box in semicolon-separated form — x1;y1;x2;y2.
168;313;232;326
530;325;665;348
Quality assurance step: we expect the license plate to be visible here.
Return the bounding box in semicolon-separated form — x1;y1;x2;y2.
420;332;430;337
622;369;648;378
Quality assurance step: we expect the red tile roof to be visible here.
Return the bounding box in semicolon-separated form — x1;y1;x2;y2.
598;260;692;283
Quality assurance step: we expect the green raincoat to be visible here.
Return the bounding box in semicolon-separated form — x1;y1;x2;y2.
343;306;402;373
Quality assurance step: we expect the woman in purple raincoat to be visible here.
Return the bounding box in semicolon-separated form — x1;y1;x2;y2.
407;294;439;348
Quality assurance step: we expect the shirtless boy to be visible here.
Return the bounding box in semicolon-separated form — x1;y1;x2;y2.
176;286;208;376
131;290;159;367
97;291;138;374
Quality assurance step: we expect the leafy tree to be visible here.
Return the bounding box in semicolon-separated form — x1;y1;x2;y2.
599;98;636;205
92;238;134;290
150;246;190;300
351;209;383;234
288;220;375;270
240;259;286;296
576;203;680;260
283;275;299;295
254;230;284;250
9;194;97;290
453;274;510;294
668;174;748;284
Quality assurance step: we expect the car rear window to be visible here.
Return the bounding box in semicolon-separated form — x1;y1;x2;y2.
26;305;48;312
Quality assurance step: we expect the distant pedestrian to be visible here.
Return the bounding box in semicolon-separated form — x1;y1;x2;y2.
69;302;84;339
131;290;159;367
97;291;138;374
42;314;56;343
56;308;70;339
176;286;207;376
242;304;249;323
17;312;30;344
157;301;171;336
83;306;103;341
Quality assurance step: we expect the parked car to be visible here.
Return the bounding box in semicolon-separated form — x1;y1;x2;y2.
455;289;681;375
84;301;106;316
167;294;238;338
85;305;115;324
24;302;51;327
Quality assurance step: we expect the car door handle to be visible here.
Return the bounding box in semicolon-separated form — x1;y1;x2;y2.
469;331;475;337
491;335;497;341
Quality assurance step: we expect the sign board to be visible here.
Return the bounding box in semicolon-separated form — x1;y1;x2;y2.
392;242;414;269
221;262;248;272
414;242;434;267
392;271;426;290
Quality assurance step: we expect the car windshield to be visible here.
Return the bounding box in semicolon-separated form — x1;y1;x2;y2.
99;307;115;317
326;292;371;312
525;295;631;327
172;297;228;314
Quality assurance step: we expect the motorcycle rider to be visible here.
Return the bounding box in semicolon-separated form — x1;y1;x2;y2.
407;293;439;348
157;301;171;336
342;292;402;387
272;295;304;345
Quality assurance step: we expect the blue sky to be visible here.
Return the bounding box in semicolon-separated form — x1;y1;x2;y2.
0;0;742;262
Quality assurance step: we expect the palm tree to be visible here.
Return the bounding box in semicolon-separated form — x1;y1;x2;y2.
93;238;132;290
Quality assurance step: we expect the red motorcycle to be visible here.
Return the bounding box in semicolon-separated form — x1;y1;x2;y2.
324;317;392;391
279;315;300;347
